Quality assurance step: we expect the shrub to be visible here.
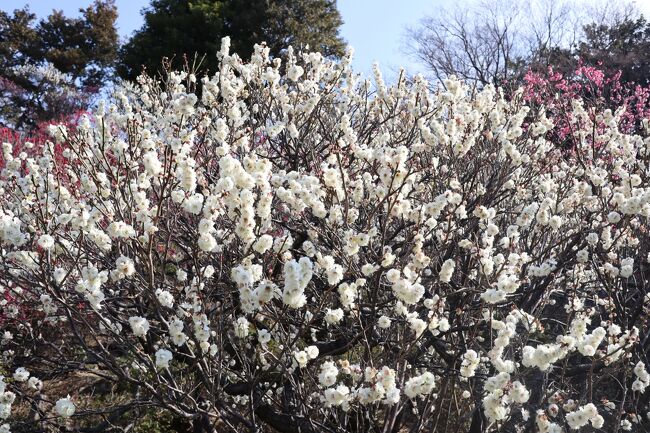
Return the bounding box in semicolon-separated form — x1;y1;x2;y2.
1;39;650;432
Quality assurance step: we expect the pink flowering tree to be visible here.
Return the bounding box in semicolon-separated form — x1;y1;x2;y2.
0;118;78;330
522;63;650;147
1;40;650;433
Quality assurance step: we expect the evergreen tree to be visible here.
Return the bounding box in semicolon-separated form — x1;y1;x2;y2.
117;0;346;81
525;16;650;87
578;16;650;86
0;1;118;131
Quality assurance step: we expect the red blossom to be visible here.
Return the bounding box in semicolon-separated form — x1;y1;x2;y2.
522;62;650;145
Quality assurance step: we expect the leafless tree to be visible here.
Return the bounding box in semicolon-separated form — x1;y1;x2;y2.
405;0;642;86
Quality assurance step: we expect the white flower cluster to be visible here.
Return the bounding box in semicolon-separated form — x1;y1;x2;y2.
155;349;173;370
438;259;455;283
482;373;529;423
129;316;150;338
283;257;313;308
633;361;650;392
387;268;425;305
460;350;480;378
55;395;76;418
318;361;339;387
2;37;650;432
356;366;400;405
293;345;319;368
403;371;436;399
565;403;603;430
0;376;15;427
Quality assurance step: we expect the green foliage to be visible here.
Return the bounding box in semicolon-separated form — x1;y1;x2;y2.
0;1;118;88
117;0;346;80
0;1;118;130
117;0;226;80
527;15;650;87
578;16;650;86
0;8;40;71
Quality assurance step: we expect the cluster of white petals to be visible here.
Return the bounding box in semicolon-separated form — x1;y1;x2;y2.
1;38;650;432
54;396;76;418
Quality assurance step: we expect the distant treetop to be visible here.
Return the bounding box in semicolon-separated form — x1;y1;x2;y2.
117;0;346;81
0;0;118;131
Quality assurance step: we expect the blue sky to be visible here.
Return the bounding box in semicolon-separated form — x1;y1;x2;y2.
8;0;650;80
2;0;445;79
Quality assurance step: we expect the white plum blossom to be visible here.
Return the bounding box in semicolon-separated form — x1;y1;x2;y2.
55;396;76;418
155;349;173;370
460;350;480;378
377;315;391;329
294;350;309;368
282;257;313;308
318;361;339;387
234;317;250;338
27;376;43;391
323;385;350;408
37;234;55;250
258;329;272;344
143;151;163;177
12;368;29;382
438;259;455;283
633;361;650;392
565;403;601;430
155;289;174;308
404;372;435;398
1;37;649;433
324;308;344;325
112;256;135;280
129;316;150;338
253;234;274;254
